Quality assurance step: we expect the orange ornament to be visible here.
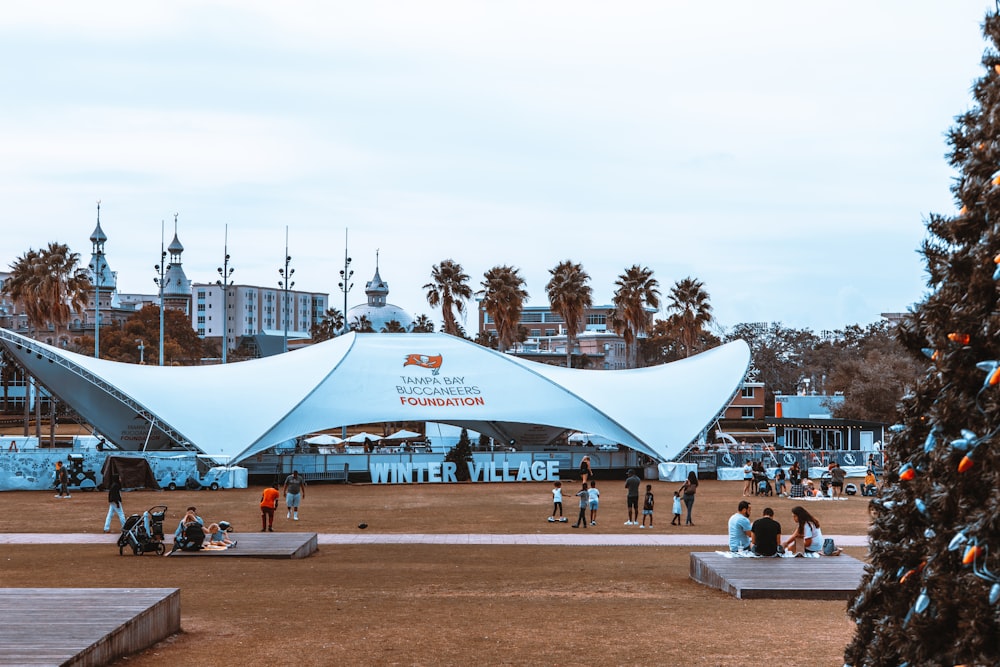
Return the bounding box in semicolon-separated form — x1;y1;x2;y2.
958;455;974;473
963;544;981;565
948;333;971;345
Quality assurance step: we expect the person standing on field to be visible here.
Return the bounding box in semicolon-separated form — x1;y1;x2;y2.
103;473;126;533
260;484;280;532
624;469;641;525
282;470;306;521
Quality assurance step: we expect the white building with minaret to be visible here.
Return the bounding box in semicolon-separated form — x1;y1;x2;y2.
346;254;414;332
161;222;192;315
84;203;127;338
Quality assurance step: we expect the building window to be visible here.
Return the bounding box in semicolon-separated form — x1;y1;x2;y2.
545;329;555;336
741;407;755;419
741;386;755;398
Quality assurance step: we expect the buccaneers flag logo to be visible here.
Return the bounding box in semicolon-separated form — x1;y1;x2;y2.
403;353;443;375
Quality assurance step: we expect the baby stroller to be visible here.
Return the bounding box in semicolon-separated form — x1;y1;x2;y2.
118;505;167;556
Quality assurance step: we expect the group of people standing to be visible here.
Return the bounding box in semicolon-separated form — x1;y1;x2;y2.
259;470;307;531
549;464;699;530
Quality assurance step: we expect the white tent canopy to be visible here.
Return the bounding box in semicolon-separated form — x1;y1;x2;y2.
384;429;423;440
304;434;343;445
0;329;750;463
346;431;383;443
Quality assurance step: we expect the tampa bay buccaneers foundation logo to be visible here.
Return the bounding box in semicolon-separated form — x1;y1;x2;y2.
403;353;443;376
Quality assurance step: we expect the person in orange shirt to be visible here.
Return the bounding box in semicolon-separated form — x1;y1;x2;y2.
260;484;280;532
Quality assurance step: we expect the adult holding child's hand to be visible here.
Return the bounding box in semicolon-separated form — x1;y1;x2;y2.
678;471;698;526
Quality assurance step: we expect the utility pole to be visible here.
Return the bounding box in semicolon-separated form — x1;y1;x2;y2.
217;225;234;363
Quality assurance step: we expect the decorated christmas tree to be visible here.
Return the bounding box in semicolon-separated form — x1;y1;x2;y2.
845;12;1000;666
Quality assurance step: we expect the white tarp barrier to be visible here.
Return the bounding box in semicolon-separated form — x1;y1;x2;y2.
0;330;750;464
657;462;698;481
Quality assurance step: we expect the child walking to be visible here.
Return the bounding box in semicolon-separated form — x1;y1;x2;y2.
571;483;589;528
640;484;655;528
588;480;600;526
671;490;682;525
548;481;566;522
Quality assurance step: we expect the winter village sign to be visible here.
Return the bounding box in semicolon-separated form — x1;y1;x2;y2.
369;460;560;485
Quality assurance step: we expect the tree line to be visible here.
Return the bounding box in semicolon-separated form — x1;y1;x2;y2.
2;245;920;423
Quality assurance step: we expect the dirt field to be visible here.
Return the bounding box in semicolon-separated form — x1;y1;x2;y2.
0;479;871;666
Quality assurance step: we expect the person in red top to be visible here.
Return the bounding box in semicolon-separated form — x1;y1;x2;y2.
260;484;280;532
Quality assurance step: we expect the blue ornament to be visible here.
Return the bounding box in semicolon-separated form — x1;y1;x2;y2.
990;583;1000;605
948;531;967;551
915;589;930;613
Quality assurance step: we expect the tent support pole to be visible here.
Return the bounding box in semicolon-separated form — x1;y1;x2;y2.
142;419;155;452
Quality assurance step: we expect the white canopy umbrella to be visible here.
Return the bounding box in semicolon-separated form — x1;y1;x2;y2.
383;429;423;440
346;431;383;443
304;434;343;445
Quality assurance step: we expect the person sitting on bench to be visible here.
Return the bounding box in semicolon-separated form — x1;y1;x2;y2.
781;506;841;556
727;500;753;552
751;507;782;556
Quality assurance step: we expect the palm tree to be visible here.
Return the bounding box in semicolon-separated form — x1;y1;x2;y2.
350;314;375;333
411;314;435;333
424;260;472;336
545;260;593;368
665;276;714;358
0;348;17;413
310;308;345;342
611;265;660;368
3;243;90;345
478;265;528;352
381;320;407;333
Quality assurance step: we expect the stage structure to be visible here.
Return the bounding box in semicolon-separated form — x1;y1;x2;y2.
0;329;750;463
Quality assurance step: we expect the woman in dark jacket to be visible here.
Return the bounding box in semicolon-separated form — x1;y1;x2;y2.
103;474;126;533
678;471;699;526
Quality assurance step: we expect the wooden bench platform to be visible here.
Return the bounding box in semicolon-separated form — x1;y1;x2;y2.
690;551;866;600
168;532;318;559
0;588;179;666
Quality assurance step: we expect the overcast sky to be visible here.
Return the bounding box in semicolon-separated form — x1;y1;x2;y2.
1;1;995;334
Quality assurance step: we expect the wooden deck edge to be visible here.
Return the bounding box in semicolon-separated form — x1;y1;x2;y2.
69;588;180;667
690;552;863;600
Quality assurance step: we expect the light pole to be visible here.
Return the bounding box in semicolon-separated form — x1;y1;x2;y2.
338;228;353;335
136;339;145;364
153;220;167;366
217;224;234;364
278;226;294;354
338;228;353;439
92;200;103;358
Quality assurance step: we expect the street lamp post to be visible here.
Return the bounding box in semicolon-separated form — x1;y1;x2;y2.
136;339;144;364
337;228;353;441
217;224;234;364
153;220;167;367
338;228;353;335
278;226;294;354
93;202;102;359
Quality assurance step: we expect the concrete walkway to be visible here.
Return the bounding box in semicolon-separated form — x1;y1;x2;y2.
0;532;870;547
